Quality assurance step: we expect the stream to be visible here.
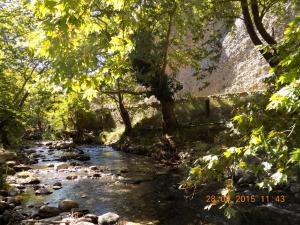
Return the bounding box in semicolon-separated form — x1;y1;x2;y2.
7;144;226;225
6;143;300;225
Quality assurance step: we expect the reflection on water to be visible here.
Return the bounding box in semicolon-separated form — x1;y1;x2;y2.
21;145;225;225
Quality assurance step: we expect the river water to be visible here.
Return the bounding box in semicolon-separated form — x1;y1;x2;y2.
17;145;226;225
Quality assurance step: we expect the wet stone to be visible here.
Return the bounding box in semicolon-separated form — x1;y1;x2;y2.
58;199;79;212
98;212;120;225
84;214;98;224
66;175;78;180
38;205;61;218
35;188;52;195
13;165;32;172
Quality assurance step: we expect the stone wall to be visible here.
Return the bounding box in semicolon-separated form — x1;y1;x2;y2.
175;17;284;98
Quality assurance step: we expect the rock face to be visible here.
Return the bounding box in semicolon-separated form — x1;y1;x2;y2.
38;205;61;218
98;212;120;225
58;199;79;212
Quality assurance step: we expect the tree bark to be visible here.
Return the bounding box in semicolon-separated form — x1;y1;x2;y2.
240;0;278;68
18;91;29;109
250;0;277;46
117;94;132;134
158;3;179;135
160;97;178;135
116;80;132;134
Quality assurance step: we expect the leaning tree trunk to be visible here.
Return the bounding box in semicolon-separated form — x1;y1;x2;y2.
240;0;279;68
117;91;132;134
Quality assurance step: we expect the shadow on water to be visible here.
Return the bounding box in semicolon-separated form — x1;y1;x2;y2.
20;145;227;225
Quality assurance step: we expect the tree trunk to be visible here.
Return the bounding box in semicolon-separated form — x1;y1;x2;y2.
118;97;132;134
116;80;132;134
250;0;277;46
240;0;278;68
160;97;178;135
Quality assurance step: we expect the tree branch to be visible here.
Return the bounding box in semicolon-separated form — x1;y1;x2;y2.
250;0;277;45
100;89;149;96
240;0;277;67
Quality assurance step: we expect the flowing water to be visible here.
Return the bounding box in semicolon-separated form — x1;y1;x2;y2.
15;145;226;225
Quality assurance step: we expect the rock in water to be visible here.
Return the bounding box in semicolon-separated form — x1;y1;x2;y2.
0;201;10;214
76;222;95;225
35;188;52;195
38;205;61;218
0;150;17;163
58;199;79;212
55;163;69;170
13;165;32;172
98;212;120;225
53;182;62;186
84;214;98;224
22;177;41;185
5;161;16;167
53;182;63;190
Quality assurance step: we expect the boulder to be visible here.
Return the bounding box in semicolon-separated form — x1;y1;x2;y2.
92;173;102;178
58;199;79;212
55;163;69;170
0;190;9;197
38;205;61;218
98;212;120;225
71;208;89;217
56;142;75;150
76;222;95;225
5;167;16;175
53;186;62;190
17;172;30;178
53;181;62;187
77;154;91;161
5;161;16;167
22;177;41;185
0;201;10;214
120;169;129;174
66;175;78;180
2;209;25;224
89;166;99;171
35;188;52;195
84;214;98;224
6;196;21;206
0;150;17;163
8;188;21;196
13;165;32;172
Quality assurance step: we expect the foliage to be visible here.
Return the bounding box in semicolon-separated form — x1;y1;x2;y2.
0;0;39;146
183;15;300;218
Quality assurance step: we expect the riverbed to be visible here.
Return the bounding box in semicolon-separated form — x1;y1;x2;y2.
6;143;227;225
6;143;300;225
